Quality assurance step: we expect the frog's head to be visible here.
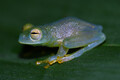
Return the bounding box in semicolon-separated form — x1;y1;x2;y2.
19;24;48;45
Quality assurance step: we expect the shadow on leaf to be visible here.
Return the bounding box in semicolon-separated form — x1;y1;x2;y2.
19;45;82;59
19;45;58;59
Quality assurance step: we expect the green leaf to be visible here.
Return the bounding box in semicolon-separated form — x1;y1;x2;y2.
0;0;120;80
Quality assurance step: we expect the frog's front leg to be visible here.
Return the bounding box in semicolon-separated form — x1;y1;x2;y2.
36;45;69;68
57;33;106;63
47;45;69;64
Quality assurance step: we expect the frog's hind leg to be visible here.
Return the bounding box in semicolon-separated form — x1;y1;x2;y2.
57;33;106;63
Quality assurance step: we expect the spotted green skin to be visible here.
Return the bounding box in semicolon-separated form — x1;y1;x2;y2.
19;17;104;46
19;17;106;67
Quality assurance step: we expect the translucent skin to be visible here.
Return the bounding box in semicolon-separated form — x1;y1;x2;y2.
19;17;106;68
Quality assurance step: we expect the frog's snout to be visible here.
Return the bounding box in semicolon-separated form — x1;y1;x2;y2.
18;34;27;44
18;33;31;44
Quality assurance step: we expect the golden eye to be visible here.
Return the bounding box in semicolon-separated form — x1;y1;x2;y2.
30;29;42;40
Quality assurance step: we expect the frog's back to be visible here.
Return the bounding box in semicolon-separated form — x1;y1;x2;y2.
50;17;102;31
45;17;103;39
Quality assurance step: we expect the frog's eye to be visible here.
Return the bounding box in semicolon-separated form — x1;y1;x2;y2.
30;29;42;41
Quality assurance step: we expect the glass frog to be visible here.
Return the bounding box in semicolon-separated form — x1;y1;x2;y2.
19;17;106;68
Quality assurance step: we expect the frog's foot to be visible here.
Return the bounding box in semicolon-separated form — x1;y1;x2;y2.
36;55;73;68
36;60;57;68
36;55;58;68
57;54;73;64
36;60;48;65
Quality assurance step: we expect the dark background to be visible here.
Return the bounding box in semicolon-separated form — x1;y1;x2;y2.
0;0;120;80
